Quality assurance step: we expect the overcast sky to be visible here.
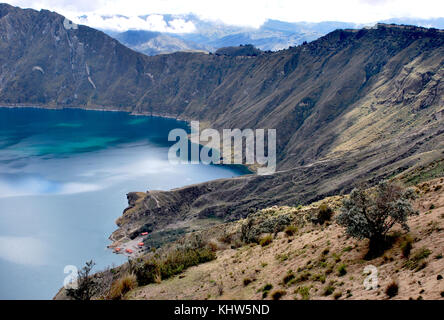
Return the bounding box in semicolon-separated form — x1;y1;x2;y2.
6;0;444;31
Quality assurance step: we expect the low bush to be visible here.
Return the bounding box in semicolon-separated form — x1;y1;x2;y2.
282;271;295;285
108;274;137;300
400;235;413;258
271;290;286;300
323;283;335;296
284;225;298;236
218;231;232;244
259;235;273;247
405;247;431;271
134;247;216;286
293;271;311;283
317;204;333;224
385;281;399;298
337;264;347;276
312;274;326;283
241;214;292;243
207;241;218;252
262;284;273;292
333;291;342;300
296;286;310;300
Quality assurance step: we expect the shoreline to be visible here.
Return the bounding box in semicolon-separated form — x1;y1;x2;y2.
0;103;257;173
0;103;189;122
0;103;255;250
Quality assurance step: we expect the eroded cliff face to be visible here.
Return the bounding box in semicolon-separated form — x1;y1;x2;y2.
1;4;443;168
108;25;444;245
0;3;443;245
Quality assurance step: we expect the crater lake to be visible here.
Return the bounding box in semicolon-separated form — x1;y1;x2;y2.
0;107;246;299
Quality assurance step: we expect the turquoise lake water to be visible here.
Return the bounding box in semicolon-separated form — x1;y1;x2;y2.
0;107;245;299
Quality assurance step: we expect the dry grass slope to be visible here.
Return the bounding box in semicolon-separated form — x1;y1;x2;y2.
123;177;444;300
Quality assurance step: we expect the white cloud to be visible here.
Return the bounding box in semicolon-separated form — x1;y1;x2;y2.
6;0;444;30
76;13;196;32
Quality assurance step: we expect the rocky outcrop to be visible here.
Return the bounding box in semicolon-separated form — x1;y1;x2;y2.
215;44;261;56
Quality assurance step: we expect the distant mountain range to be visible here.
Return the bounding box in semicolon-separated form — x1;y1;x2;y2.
90;14;444;55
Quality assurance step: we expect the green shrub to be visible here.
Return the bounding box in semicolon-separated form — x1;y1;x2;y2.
276;253;289;262
243;278;252;286
259;235;273;247
337;181;417;257
405;247;431;271
337;264;347;276
296;286;310;300
332;252;341;263
323;283;335;296
312;274;326;283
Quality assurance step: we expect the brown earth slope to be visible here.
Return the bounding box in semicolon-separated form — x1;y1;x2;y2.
126;177;444;300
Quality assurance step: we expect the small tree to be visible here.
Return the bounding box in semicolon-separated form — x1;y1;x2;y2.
336;181;418;255
66;260;96;300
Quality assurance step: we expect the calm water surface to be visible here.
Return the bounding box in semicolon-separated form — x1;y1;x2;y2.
0;107;245;299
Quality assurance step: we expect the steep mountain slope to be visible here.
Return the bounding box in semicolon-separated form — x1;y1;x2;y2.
0;4;152;109
113;30;209;56
0;3;443;244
